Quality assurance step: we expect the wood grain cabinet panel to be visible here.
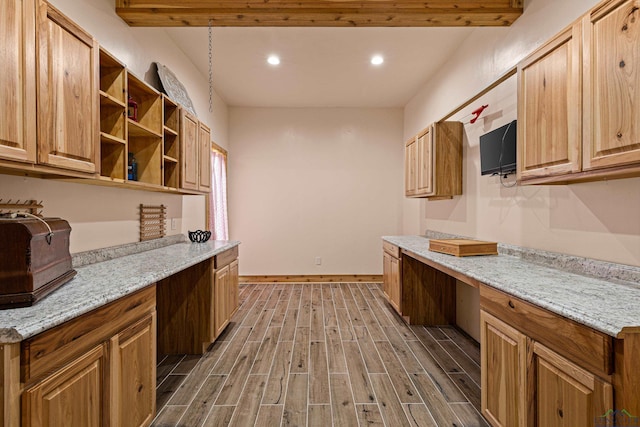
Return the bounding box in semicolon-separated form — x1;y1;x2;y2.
405;122;462;199
480;310;527;427
213;264;230;339
229;259;239;319
518;0;640;184
0;0;36;164
111;312;156;427
517;22;582;181
583;0;640;171
180;110;199;191
23;344;106;427
382;245;402;316
36;0;99;174
198;121;211;192
533;341;612;427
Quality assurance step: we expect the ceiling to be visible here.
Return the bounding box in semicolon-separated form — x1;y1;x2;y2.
165;27;475;108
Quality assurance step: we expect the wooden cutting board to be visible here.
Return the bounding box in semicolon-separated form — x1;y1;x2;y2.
429;238;498;257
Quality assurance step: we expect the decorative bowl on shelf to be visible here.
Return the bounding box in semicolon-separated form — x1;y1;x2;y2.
188;230;211;243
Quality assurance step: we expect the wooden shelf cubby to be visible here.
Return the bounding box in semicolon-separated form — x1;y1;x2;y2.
163;96;180;189
126;73;163;187
99;48;127;181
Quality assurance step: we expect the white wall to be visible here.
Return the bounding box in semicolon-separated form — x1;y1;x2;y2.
403;0;640;268
228;108;404;275
0;0;228;253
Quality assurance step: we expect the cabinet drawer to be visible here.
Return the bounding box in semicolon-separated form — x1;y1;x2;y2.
21;286;156;383
480;284;613;377
214;246;238;269
383;241;400;258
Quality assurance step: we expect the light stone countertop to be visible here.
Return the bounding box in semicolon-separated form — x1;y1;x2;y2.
0;240;240;343
383;235;640;338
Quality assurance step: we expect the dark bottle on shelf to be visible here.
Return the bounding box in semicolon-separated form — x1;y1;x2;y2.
128;153;138;181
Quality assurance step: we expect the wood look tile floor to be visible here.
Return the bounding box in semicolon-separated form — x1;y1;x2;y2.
152;283;489;427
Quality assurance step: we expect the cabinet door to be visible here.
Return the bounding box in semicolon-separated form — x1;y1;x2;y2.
533;341;613;427
517;23;582;181
583;0;640;170
404;137;417;196
480;310;527;427
387;254;401;315
198;122;212;192
382;251;392;299
0;0;36;164
111;312;156;427
36;0;99;173
23;344;106;427
213;265;230;338
180;110;199;191
416;127;433;196
229;259;239;318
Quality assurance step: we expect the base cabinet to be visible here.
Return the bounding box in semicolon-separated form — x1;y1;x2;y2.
23;344;106;427
20;287;156;427
213;264;230;338
533;341;612;427
481;297;614;427
382;242;402;315
111;313;156;427
480;311;527;427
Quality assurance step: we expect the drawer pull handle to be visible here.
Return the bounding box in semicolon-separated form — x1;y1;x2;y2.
508;301;515;309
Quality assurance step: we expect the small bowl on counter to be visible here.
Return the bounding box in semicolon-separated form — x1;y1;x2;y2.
188;230;211;243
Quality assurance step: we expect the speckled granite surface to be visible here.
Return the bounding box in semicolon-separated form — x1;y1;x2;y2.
0;240;240;343
384;235;640;338
72;234;186;268
423;230;640;284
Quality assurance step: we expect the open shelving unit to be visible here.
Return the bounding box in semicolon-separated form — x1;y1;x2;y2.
127;73;163;186
163;95;180;189
99;48;127;181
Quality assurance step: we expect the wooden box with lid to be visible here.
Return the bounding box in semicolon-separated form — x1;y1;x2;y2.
0;217;76;308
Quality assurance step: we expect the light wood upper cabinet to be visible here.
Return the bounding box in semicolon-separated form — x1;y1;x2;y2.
517;23;583;181
0;0;36;164
180;110;211;193
480;310;527;427
405;122;462;199
404;137;418;196
518;0;640;184
583;0;640;171
417;128;433;195
36;0;99;174
198;121;212;192
180;110;199;191
23;344;106;427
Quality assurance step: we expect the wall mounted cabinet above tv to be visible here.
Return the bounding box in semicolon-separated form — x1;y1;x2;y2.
405;121;462;200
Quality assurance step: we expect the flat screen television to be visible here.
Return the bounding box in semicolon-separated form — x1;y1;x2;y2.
480;120;517;176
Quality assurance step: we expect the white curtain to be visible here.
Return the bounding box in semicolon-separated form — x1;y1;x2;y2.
209;150;229;240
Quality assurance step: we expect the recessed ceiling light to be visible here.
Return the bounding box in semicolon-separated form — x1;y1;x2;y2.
267;55;280;65
371;55;384;66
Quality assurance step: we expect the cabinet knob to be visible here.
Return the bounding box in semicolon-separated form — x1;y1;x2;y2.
508;300;515;309
617;132;623;138
620;60;626;68
558;409;564;418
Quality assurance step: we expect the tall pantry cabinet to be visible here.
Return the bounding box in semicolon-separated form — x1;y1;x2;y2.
0;0;36;164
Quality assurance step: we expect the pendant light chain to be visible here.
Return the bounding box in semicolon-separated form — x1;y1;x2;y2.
208;19;213;113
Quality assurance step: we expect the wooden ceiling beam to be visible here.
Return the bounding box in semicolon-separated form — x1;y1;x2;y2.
115;1;524;27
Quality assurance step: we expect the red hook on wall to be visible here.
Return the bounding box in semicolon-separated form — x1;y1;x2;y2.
469;104;489;124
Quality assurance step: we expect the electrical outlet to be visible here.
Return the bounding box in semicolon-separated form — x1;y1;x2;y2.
315;257;322;266
171;218;177;230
